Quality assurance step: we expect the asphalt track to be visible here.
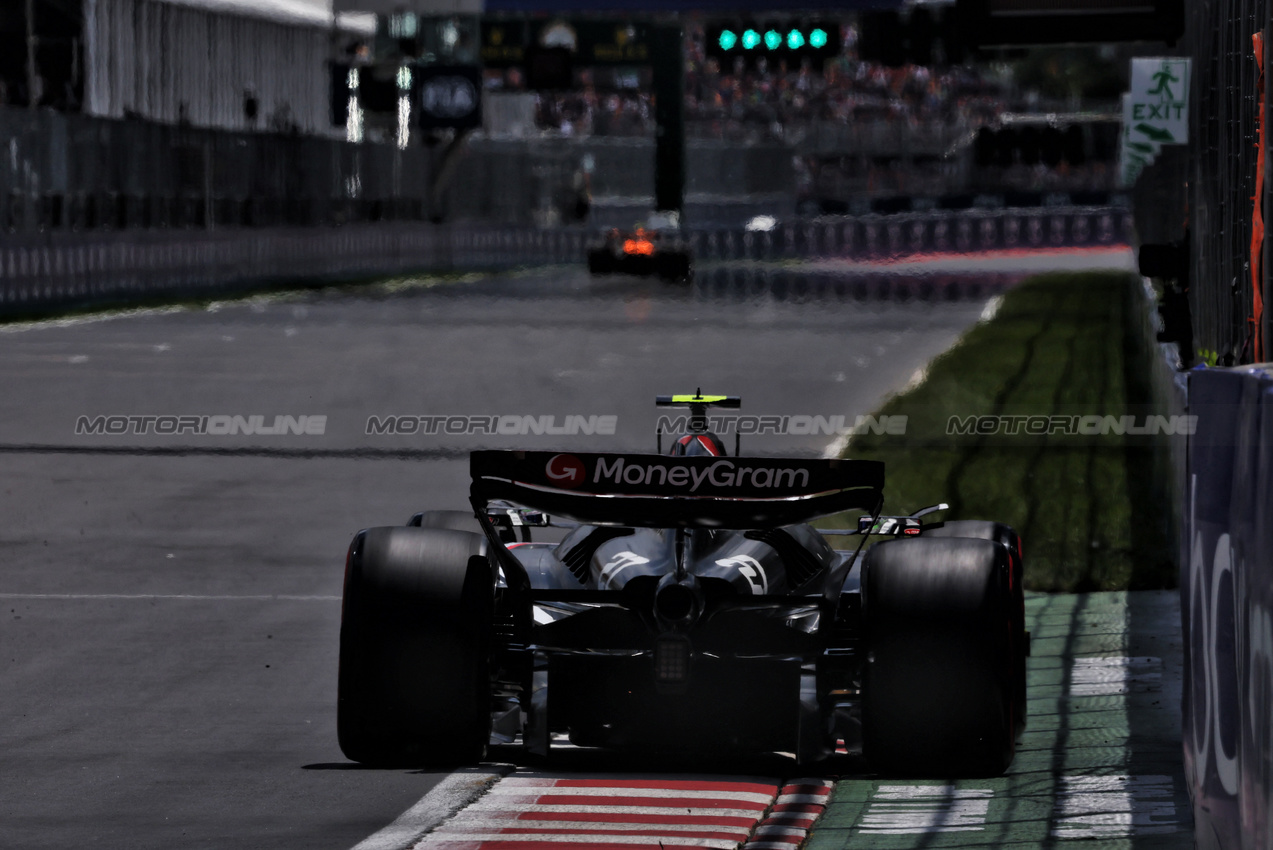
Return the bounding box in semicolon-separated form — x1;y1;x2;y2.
0;250;1161;849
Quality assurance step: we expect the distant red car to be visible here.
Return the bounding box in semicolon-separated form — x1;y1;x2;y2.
587;227;692;281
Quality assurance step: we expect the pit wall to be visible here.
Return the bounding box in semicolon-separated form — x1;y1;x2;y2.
1180;363;1273;850
0;207;1132;317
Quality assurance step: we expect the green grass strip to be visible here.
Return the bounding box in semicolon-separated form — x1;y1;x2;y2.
832;270;1175;593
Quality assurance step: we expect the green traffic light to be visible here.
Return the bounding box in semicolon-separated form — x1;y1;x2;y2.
810;27;828;49
718;29;738;50
741;28;761;49
787;29;805;50
764;29;781;50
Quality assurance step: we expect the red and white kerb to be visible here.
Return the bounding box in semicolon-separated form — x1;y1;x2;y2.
415;774;832;849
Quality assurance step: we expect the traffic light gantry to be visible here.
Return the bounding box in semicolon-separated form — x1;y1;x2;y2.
705;21;841;70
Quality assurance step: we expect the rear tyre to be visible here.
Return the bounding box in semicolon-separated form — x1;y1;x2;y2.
862;537;1016;776
923;521;1026;738
337;526;493;767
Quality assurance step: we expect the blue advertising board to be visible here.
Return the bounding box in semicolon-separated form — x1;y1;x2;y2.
1183;365;1273;850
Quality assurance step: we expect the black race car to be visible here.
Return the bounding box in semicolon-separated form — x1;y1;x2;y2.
586;226;693;281
337;393;1026;775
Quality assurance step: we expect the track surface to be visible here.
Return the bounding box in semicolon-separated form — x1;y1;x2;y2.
0;264;1004;849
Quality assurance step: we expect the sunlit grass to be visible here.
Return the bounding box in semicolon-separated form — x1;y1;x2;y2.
827;270;1175;593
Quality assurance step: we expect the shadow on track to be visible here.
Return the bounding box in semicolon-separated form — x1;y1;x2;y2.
308;746;870;780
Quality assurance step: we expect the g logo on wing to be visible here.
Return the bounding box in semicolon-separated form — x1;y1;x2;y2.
545;453;587;489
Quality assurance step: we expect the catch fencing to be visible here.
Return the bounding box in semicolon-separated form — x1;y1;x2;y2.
1135;0;1270;367
0;108;437;233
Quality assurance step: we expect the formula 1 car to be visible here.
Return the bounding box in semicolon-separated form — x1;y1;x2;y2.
586;225;693;281
337;393;1026;775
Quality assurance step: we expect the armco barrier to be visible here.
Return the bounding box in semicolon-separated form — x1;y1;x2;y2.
1182;364;1273;850
0;207;1132;316
0;224;590;315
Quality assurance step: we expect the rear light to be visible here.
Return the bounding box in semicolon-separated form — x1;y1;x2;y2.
654;636;691;684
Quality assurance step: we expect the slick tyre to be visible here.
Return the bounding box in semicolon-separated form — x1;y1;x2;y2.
862;537;1016;777
923;521;1027;738
337;526;493;767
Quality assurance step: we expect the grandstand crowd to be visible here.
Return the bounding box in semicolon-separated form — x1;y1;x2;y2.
530;23;1011;138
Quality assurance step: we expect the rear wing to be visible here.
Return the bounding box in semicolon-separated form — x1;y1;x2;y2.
469;450;883;530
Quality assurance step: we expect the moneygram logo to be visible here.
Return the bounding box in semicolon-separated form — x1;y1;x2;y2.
593;457;811;492
545;453;587;489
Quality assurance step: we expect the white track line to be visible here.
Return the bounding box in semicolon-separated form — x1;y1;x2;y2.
1051;775;1180;838
1068;656;1163;696
350;767;512;850
355;768;832;850
408;773;788;849
856;785;993;835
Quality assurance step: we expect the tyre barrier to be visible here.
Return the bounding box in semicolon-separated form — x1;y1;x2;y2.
1181;365;1273;850
0;207;1130;316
